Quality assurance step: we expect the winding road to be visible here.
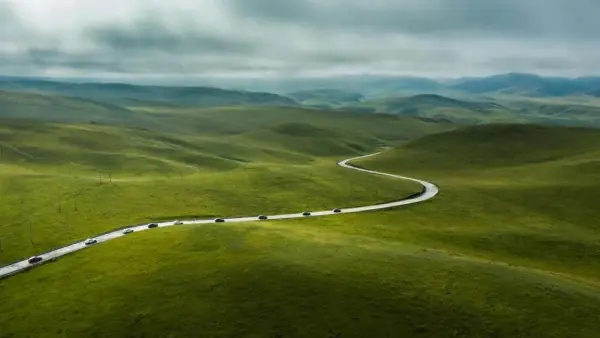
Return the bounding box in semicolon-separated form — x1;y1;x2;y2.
0;151;439;280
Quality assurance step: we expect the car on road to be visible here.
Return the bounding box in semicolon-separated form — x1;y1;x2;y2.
84;238;97;245
174;220;184;225
123;228;134;234
302;211;311;216
28;256;43;264
215;218;225;223
258;215;268;220
333;208;342;213
148;223;158;228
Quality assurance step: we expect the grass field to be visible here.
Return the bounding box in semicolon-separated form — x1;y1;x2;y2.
344;93;600;128
356;124;600;282
0;107;440;264
1;120;599;337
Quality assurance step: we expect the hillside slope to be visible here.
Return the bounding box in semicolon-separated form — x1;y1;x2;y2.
0;91;453;141
0;78;298;107
358;123;600;282
450;73;600;97
1;123;600;337
349;93;600;128
391;123;600;170
0;91;159;128
354;94;520;124
286;89;364;108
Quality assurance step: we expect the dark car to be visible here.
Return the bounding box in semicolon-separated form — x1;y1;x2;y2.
333;208;342;213
84;238;98;245
28;256;43;264
148;223;159;228
258;215;268;220
302;212;311;216
215;218;225;223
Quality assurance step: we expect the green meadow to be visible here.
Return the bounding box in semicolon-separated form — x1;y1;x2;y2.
1;101;599;338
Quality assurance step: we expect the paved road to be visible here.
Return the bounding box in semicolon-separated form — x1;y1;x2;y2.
0;151;439;280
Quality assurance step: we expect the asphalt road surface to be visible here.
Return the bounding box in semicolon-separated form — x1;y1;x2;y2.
0;151;439;279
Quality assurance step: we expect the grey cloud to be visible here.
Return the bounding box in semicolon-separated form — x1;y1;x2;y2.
1;0;600;78
226;0;600;39
0;48;127;73
86;16;258;55
3;46;283;75
0;2;26;40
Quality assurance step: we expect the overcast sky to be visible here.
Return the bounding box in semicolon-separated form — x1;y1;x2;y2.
1;0;600;80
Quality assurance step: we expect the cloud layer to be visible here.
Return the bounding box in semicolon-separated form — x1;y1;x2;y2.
1;0;599;80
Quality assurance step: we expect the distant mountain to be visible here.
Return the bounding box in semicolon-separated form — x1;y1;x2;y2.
0;78;298;107
129;75;444;98
226;73;600;98
353;94;513;123
3;73;600;101
0;90;161;128
286;89;364;108
349;93;600;128
450;73;600;97
386;94;507;111
587;89;600;97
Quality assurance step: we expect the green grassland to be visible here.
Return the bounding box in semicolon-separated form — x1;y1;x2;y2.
0;107;441;264
344;93;600;128
2;117;600;337
2;222;600;338
285;89;365;109
0;90;163;129
132;105;452;141
355;124;600;282
351;94;522;125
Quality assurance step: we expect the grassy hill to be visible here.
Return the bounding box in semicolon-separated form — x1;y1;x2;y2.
347;93;600;128
0;106;448;264
1;122;600;337
384;123;600;170
0;90;161;128
352;94;523;124
0;90;453;141
496;97;600;127
0;78;298;107
286;89;365;108
450;73;600;97
356;124;600;280
3;76;600;130
133;105;453;141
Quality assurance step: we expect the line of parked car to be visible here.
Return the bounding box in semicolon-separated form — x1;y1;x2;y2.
26;208;344;265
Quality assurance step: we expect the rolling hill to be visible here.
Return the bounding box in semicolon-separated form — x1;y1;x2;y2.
285;89;364;108
4;73;600;101
0;106;449;264
449;73;600;97
3;75;600;130
0;90;162;129
0;77;299;107
0;90;453;139
347;93;600;128
357;124;600;278
351;94;522;124
1;122;599;337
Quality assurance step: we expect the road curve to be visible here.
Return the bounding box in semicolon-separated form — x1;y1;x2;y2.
0;151;439;280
